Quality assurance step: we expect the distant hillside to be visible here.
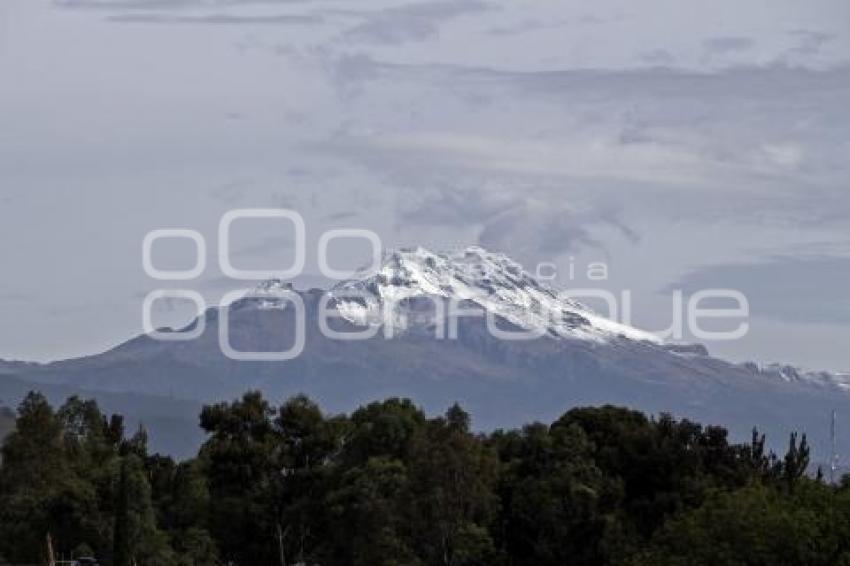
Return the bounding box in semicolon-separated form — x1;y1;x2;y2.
0;360;40;376
0;373;203;459
6;246;849;464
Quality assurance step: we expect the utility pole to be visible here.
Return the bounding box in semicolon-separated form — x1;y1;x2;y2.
45;532;56;566
831;410;839;484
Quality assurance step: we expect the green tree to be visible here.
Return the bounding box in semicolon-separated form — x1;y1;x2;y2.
199;390;279;564
320;398;436;565
325;456;420;566
0;393;106;562
491;421;615;566
782;432;810;493
113;452;174;565
406;404;501;566
629;483;850;566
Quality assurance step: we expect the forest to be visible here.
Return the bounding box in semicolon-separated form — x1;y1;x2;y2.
0;390;847;565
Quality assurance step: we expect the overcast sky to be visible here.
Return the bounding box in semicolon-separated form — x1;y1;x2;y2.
1;0;849;371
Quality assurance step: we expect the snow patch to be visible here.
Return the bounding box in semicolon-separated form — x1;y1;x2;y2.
327;246;662;344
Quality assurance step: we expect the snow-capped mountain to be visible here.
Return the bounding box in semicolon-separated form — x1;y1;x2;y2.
744;362;850;391
2;245;848;462
327;246;660;344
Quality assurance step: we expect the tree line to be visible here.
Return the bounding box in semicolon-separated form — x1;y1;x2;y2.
1;389;848;565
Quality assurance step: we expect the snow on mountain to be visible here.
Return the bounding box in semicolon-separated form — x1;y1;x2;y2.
743;362;850;391
5;245;847;459
245;244;850;399
322;245;661;345
250;246;847;395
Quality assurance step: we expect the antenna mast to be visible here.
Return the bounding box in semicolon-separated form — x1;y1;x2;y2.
831;410;838;484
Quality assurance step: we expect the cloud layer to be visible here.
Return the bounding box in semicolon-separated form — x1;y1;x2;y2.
2;0;849;370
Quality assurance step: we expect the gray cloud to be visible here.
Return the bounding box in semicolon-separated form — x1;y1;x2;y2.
233;234;295;257
640;48;676;66
398;186;636;260
486;19;566;37
108;12;322;24
209;180;255;204
325;211;357;221
400;185;517;227
670;254;850;324
59;0;488;38
703;36;754;54
0;291;33;303
786;29;835;57
55;0;201;9
7;0;850;370
314;53;850;228
340;0;491;45
479;200;642;262
55;0;312;9
477;202;603;259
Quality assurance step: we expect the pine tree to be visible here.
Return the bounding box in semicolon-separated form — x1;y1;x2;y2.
783;432;810;493
113;456;131;566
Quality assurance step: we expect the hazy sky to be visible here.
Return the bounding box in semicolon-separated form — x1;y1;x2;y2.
1;0;849;371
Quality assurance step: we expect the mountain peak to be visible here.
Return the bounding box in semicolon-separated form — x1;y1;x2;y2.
253;279;294;294
328;245;662;344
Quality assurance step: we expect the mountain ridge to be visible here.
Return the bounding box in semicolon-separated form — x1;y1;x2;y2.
0;245;847;461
